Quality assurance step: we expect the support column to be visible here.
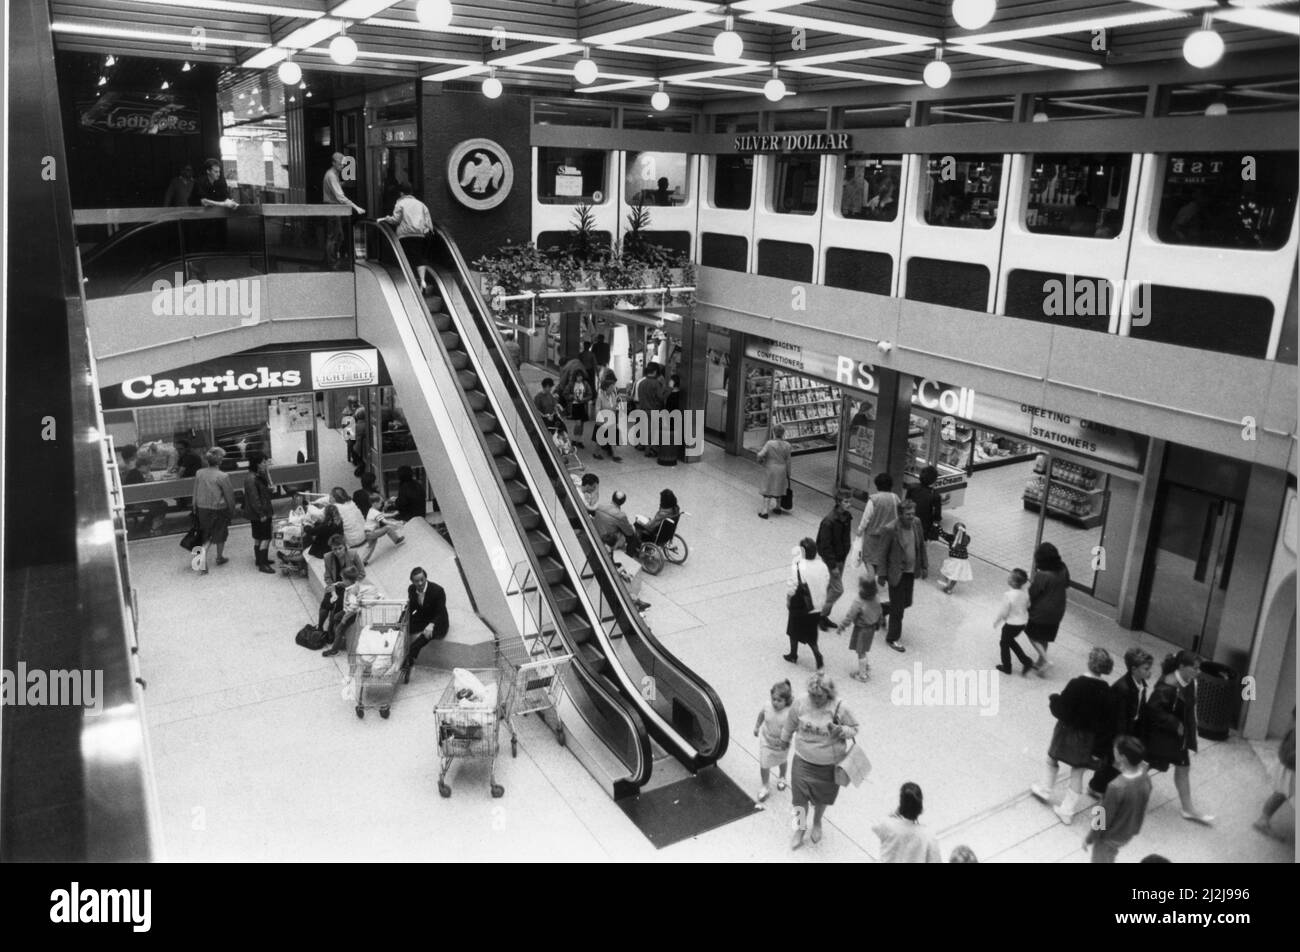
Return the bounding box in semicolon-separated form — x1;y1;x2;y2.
678;314;708;463
874;368;914;488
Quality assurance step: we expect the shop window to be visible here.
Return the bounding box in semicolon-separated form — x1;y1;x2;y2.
824;248;892;295
771;108;828;132
1026;155;1131;239
378;387;415;454
839;104;909;129
714;112;759;134
906;258;989;311
533;101;614;127
712;155;753;210
1155;152;1298;250
926;96;1016;125
1163;78;1298;118
625;152;690;207
622;109;694;133
757;240;813;282
742;366;841;457
1004;269;1112;333
838;154;901;221
700;233;747;272
640;230;691;256
1129;285;1274;358
1030;88;1146;122
922;154;1002;229
537;147;609;205
772;156;820;215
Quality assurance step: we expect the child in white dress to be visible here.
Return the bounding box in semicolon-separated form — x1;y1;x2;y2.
753;680;794;804
938;521;973;594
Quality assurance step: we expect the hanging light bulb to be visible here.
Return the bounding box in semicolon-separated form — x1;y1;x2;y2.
923;48;951;89
330;24;358;66
651;82;670;111
952;0;996;31
713;15;743;61
574;49;598;85
416;0;454;29
299;81;307;90
1183;14;1224;69
482;69;503;99
278;56;302;86
160;79;170;90
763;67;785;102
105;55;116;66
181;61;193;72
97;75;108;87
1032;99;1049;122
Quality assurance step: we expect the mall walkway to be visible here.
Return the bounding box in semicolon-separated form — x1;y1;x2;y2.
131;378;1294;862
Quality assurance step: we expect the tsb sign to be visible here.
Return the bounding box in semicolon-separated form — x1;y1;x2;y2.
834;355;976;418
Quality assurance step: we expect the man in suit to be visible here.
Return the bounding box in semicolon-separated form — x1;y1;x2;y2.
881;499;928;653
402;566;448;681
1089;647;1155;798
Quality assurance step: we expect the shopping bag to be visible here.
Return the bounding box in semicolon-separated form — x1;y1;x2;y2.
179;512;203;550
780;486;794;511
834;740;872;787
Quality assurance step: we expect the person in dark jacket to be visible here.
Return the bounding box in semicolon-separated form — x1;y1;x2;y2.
1089;647;1155;798
905;465;943;543
1027;541;1070;672
816;491;854;630
881;500;928;653
1031;646;1115;824
393;465;426;523
242;452;276;573
401;566;448;682
592;333;611;379
1144;650;1214;825
657;373;682;466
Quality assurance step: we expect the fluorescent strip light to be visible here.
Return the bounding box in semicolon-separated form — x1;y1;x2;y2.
1229;1;1297;8
664;65;764;81
489;43;582;67
423;64;490;81
582;11;719;46
369;17;567;44
733;0;820;11
598;43;766;66
671;80;767;93
279;18;345;49
779;44;931;67
955;44;1104;70
576;79;658;93
1217;8;1300;34
785;65;922;85
242;48;290;68
329;0;401;18
618;0;717;10
930;109;1013;122
953;10;1186;45
509;64;647;81
740;11;936;46
51;22;269;48
103;0;323;17
1126;0;1213;9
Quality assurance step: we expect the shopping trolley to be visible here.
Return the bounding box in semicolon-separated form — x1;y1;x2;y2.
498;635;571;759
345;598;407;720
433;668;509;798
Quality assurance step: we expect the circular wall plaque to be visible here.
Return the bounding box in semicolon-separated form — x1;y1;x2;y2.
447;138;513;211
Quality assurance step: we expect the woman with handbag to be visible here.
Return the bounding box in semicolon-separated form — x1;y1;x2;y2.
756;425;793;519
780;671;859;849
784;538;830;670
1144;651;1215;825
1031;647;1115;824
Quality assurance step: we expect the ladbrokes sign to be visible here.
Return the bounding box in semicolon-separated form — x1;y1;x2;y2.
102;349;386;409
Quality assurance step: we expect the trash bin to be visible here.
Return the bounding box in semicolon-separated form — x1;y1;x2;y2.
1196;661;1239;741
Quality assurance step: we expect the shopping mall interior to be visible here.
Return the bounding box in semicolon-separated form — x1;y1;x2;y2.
3;0;1298;864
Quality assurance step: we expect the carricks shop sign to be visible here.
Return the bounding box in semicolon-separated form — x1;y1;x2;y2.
734;133;854;154
102;349;389;409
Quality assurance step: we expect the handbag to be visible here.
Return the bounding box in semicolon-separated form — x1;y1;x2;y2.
179;512;203;550
780;485;794;511
787;566;813;614
829;701;871;787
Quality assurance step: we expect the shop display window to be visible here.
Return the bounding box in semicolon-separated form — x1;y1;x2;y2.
714;112;760;134
1026;154;1131;239
838;154;901;221
1155;151;1298;250
771;371;841;451
971;430;1037;470
379;387;415;453
772;156;820;215
625;151;690;207
922;154;1003;229
533;101;614;128
537;147;609;205
839;104;909;129
1023;456;1108;529
712;155;753;210
771;108;828;132
622;109;694;133
840;395;879;499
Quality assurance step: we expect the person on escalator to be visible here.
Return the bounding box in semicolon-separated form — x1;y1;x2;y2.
382;179;435;295
401;567;448;682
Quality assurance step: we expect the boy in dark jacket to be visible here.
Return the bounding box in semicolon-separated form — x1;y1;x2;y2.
816;492;854;630
1084;735;1152;863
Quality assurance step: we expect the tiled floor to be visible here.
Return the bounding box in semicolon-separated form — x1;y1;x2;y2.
132;369;1294;862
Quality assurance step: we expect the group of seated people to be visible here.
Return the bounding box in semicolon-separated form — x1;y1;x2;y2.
119;438;205;533
290;465;426;567
579;473;679;554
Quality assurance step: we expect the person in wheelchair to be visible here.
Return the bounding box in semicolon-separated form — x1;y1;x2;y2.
635;489;680;548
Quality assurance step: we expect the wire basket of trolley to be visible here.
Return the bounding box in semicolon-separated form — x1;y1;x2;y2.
434;667;510;798
343;597;408;720
497;628;572;759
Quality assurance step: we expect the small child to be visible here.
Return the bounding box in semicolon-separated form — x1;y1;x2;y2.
753;679;794;804
837;577;884;682
1083;735;1152;863
937;521;973;594
993;568;1036;676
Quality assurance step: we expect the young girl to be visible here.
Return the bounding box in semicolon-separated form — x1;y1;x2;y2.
937;521;973;594
993;568;1036;675
837;578;884;682
753;679;794;803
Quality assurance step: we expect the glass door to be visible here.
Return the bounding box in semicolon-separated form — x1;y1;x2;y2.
838;394;878;499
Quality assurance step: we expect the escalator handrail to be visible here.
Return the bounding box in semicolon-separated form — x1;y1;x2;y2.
428;223;730;764
360;221;653;786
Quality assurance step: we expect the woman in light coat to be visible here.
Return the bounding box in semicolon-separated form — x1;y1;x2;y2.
785;537;830;670
756;424;793;518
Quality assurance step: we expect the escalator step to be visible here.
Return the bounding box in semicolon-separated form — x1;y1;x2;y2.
457;370;478;391
504;480;529;505
466;391;489;413
526;530;552;558
449;351;470;371
432;312;453;332
498;457;519;481
564;612;595;641
551;584;578;614
474;412;498;433
484;434;508;457
440;331;461;350
538;556;565;585
515;504;539;530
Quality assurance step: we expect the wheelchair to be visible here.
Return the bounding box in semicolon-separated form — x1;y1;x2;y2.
631;511;690;576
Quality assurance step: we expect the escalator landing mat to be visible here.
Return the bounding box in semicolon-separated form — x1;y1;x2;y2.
617;766;758;849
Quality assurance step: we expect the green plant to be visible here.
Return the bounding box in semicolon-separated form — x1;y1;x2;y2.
624;201;651;258
569;203;599;260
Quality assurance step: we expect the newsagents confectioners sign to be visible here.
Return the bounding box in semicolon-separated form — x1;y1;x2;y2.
102;349;387;409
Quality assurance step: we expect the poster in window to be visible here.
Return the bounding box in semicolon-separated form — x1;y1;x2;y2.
284;399;315;432
555;169;584;197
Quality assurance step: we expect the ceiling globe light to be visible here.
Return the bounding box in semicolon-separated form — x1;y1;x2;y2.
651;83;670;111
1205;100;1228;116
278;58;302;86
416;0;454;30
763;68;785;102
1032;109;1049;122
329;28;358;66
952;0;996;31
482;71;503;99
923;49;951;89
574;51;598;85
713;16;744;61
1183;15;1224;69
